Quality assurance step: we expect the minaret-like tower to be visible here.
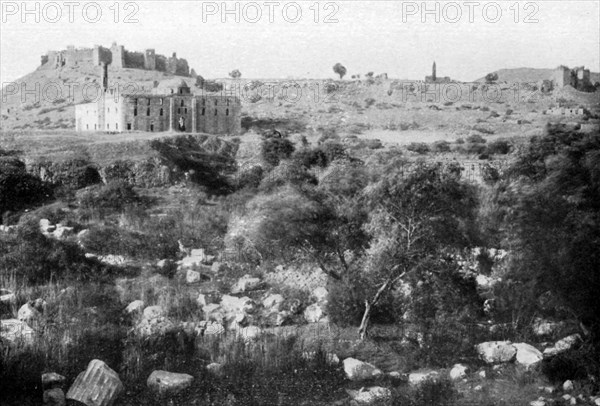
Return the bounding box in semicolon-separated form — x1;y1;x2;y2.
432;61;437;82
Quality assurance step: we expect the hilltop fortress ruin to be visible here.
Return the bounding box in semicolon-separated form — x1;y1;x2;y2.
40;43;190;77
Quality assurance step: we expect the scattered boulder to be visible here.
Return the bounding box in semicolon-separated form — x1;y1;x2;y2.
231;274;262;294
147;370;193;397
43;388;66;406
197;293;207;307
156;259;176;273
449;364;468;380
346;386;391;405
136;305;175;337
543;334;581;357
66;359;123;406
0;319;35;345
530;400;546;406
476;341;517;364
198;321;225;336
408;370;439;386
125;300;144;317
40;219;56;234
143;305;164;320
186;269;201;284
53;224;74;240
514;343;543;368
18;299;45;324
42;372;66;389
311;287;329;302
262;293;284;311
563;380;574;392
304;303;326;323
343;358;383;381
532;318;563;336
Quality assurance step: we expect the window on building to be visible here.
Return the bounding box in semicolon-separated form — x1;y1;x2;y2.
177;108;181;114
150;124;154;131
86;124;89;130
227;99;230;106
134;108;137;116
147;99;151;105
94;124;97;130
134;98;138;104
181;100;184;107
226;109;229;116
202;108;205;116
215;99;218;106
127;123;131;130
179;89;183;94
215;109;218;116
107;124;110;130
160;108;163;116
146;108;150;116
116;123;118;130
202;99;206;106
160;98;163;105
184;108;187;114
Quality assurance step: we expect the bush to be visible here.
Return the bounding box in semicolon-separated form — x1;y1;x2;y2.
413;377;458;406
407;143;430;154
466;133;486;144
486;139;512;155
261;136;295;167
432;141;451;153
0;156;52;221
79;180;141;211
364;98;376;108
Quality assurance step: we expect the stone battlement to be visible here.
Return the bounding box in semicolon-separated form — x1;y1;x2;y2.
40;43;190;77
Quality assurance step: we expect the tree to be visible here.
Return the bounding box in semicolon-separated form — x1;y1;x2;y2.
498;124;600;351
485;72;499;84
333;63;347;80
365;72;374;78
195;75;205;88
355;162;479;338
229;69;242;79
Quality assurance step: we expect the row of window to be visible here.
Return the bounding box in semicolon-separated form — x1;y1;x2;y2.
133;108;230;116
131;98;232;106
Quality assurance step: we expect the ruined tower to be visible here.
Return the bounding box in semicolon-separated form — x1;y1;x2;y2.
432;61;437;82
144;49;156;70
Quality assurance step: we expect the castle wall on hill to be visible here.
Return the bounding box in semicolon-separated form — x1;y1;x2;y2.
40;43;190;76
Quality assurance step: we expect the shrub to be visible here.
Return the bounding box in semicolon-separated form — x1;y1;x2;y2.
364;98;376;108
486;139;512;155
413;377;458;406
407;143;430;154
466;133;486;144
432;140;451;153
235;165;264;190
79;180;141;211
261;136;295;167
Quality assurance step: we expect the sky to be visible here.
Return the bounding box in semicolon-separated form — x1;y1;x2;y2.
1;0;599;84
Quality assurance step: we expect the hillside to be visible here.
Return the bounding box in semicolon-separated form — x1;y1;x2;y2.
475;67;600;84
0;62;203;131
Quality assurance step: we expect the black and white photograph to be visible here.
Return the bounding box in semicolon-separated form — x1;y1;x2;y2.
1;1;599;405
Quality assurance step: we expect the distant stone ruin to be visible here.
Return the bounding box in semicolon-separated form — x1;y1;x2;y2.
552;65;593;91
39;42;190;77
